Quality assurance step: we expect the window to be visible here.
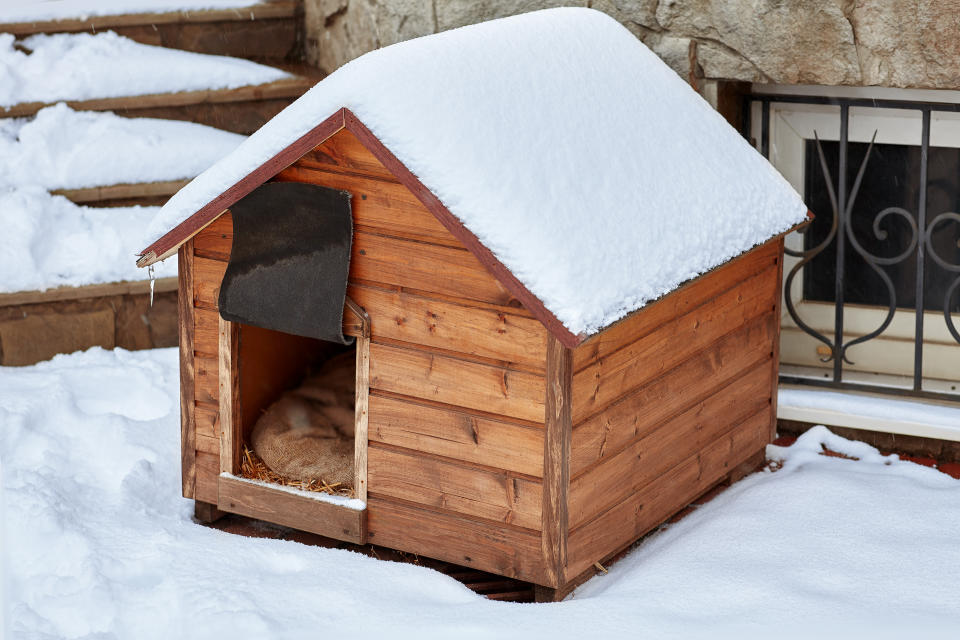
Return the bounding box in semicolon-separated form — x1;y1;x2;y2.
749;85;960;398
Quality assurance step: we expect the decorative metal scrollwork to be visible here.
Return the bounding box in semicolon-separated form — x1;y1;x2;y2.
926;212;960;343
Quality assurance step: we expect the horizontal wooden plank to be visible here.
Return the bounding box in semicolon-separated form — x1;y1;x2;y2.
366;495;548;585
0;1;300;35
0;277;177;308
568;359;774;528
298;128;399;182
368;393;544;477
219;474;366;544
571;313;776;475
193;257;227;310
572;264;778;424
195;402;220;442
195;451;219;504
368;443;541;530
351;232;519;308
275;166;463;247
566;407;771;578
194;355;219;406
349;283;547;371
196;433;220;455
2;74;313;119
193;214;233;262
573;240;779;371
194;307;220;355
369;342;545;423
53;179;188;204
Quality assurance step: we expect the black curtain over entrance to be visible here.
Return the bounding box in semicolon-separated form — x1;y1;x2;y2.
218;182;354;344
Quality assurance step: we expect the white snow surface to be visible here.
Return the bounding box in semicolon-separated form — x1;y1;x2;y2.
143;8;808;336
0;103;245;190
0;186;176;293
780;386;960;429
0;30;290;108
0;0;261;22
4;348;960;638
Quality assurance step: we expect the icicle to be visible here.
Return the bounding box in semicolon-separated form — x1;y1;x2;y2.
148;264;155;307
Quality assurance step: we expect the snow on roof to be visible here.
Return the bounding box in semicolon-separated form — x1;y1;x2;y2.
0;0;262;23
143;7;807;337
0;31;289;108
0;103;244;191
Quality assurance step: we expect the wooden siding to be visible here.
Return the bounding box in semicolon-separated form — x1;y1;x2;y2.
564;242;782;578
184;128;550;581
272;129;549;562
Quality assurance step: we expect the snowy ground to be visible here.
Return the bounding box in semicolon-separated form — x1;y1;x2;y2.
3;347;959;639
0;104;244;191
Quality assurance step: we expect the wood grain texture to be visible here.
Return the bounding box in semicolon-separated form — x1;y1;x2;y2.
194;354;219;405
769;239;785;441
296;128;398;182
541;335;572;587
348;283;547;371
0;277;177;308
368;393;544;477
565;407;772;578
366;495;547;584
218;316;240;474
570;313;777;475
193;256;227;310
219;475;367;544
351;232;518;308
8;74;313;121
571;264;779;424
568;358;774;528
178;242;196;499
193;213;232;262
194;402;219;442
354;334;370;502
194;451;219;504
368;342;545;423
194;307;220;357
572;240;780;371
274;166;463;248
367;443;542;529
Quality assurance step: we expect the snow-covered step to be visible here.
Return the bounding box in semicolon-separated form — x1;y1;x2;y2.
0;187;178;365
0;31;318;133
1;103;245;205
0;1;301;62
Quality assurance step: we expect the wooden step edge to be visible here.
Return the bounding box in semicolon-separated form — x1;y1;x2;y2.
0;277;178;308
53;179;191;204
0;1;301;36
0;73;316;119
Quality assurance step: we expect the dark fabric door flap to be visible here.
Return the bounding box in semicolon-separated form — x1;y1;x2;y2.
218;182;354;344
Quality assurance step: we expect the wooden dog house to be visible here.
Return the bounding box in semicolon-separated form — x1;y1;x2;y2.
136;9;809;599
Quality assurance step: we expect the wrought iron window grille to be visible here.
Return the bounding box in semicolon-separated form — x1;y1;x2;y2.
747;93;960;401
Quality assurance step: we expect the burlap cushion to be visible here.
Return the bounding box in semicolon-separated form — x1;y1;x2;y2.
250;351;355;487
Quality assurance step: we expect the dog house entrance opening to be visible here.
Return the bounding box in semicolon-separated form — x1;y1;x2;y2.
237;324;358;499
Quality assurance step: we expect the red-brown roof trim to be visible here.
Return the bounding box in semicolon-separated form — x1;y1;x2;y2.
137;107;584;348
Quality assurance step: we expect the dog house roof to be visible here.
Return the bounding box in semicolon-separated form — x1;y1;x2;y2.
138;7;807;344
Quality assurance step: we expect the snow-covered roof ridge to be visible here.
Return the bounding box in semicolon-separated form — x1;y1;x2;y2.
141;7;808;338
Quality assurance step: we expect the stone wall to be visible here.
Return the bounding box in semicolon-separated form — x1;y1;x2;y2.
304;0;960;95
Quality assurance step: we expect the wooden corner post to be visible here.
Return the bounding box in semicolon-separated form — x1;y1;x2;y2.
541;334;572;592
218;315;241;475
178;240;196;498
